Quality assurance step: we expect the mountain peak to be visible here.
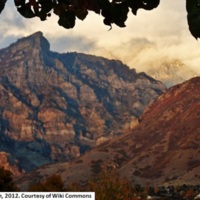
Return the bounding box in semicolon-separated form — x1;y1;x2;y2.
147;60;199;88
8;31;50;53
27;31;50;50
30;31;43;38
0;32;166;173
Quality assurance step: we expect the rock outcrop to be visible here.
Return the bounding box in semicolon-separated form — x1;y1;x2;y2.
0;32;166;172
16;77;200;189
0;152;24;177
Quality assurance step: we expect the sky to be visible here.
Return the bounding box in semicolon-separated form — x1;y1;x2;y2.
0;0;200;73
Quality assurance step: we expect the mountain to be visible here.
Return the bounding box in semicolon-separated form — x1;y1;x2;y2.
0;32;166;172
16;77;200;190
146;60;199;87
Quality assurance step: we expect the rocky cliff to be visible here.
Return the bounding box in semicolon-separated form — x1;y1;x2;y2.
16;77;200;189
0;32;166;172
0;152;24;177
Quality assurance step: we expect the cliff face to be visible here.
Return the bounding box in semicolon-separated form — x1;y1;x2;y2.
0;152;24;177
16;77;200;190
0;32;166;172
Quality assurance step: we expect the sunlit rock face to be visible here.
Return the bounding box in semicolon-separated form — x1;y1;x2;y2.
16;77;200;190
0;152;24;177
147;60;199;88
0;32;166;172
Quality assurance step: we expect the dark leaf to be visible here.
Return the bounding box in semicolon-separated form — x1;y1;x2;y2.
38;11;48;21
14;0;25;7
125;0;160;15
186;0;198;12
53;4;64;16
103;17;111;26
98;0;110;10
75;8;88;20
2;0;163;32
141;0;160;10
87;0;100;14
0;0;7;14
186;0;200;39
38;0;53;13
125;0;140;15
100;0;112;26
58;10;76;29
102;8;112;26
17;4;36;18
111;3;129;27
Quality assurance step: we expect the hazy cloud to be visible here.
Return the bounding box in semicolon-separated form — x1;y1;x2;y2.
0;1;26;29
48;35;96;53
0;0;200;73
0;34;20;49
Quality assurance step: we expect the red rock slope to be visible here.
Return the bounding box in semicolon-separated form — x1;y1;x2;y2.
16;77;200;190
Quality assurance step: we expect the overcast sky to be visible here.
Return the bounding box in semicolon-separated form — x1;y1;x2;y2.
0;0;200;73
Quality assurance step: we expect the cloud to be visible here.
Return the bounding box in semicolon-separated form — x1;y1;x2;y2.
0;1;33;46
0;0;200;74
84;1;200;73
0;1;25;27
0;34;20;49
91;37;156;67
48;35;97;53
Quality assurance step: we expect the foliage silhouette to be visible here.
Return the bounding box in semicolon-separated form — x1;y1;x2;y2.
0;0;199;38
88;167;135;200
28;174;65;191
0;167;18;191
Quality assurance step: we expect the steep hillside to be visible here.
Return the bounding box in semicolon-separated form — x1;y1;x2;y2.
0;32;165;172
16;77;200;190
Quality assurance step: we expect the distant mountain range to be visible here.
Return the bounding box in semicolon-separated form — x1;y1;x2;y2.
0;32;165;173
146;60;199;88
16;77;200;190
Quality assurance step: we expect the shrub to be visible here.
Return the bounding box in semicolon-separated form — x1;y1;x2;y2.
28;174;65;191
0;167;18;191
88;167;136;200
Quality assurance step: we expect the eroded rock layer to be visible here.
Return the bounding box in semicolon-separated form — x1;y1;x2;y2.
0;32;165;172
